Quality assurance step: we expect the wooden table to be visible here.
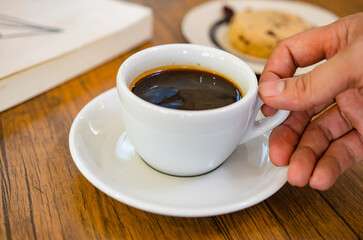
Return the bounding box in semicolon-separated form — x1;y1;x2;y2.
1;0;362;239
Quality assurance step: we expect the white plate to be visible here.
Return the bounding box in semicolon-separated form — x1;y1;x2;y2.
69;88;288;217
181;0;338;74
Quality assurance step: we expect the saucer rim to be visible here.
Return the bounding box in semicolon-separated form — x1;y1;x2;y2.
69;88;288;217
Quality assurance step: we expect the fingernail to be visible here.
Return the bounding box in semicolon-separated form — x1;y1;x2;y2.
259;81;285;97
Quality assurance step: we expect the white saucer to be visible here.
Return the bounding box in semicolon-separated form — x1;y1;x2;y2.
69;88;288;217
181;0;338;74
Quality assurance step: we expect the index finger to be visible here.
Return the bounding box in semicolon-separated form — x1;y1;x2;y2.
259;25;334;115
260;16;350;83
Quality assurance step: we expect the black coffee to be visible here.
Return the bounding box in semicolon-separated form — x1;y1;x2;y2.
131;67;243;110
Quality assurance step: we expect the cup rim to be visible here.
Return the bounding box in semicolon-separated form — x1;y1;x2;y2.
116;43;258;116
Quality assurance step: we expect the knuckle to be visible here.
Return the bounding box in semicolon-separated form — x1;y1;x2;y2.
330;137;357;170
291;74;317;106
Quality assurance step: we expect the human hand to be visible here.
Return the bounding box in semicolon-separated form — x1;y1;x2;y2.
258;13;363;190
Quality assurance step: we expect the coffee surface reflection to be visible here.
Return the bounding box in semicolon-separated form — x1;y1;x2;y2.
131;66;243;110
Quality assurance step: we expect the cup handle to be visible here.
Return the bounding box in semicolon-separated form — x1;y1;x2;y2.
239;96;290;145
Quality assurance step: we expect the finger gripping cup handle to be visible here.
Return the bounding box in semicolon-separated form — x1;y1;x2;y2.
239;96;290;145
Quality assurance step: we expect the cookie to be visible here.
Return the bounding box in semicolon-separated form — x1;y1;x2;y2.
228;10;311;58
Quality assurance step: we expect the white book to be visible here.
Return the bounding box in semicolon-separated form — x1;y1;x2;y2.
0;0;153;112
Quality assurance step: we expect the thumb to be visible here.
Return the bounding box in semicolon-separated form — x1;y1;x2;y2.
259;38;363;111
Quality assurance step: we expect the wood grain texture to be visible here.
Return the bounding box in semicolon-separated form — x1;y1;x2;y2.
0;0;362;239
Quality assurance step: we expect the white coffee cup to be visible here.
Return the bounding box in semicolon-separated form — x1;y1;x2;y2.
117;44;289;176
